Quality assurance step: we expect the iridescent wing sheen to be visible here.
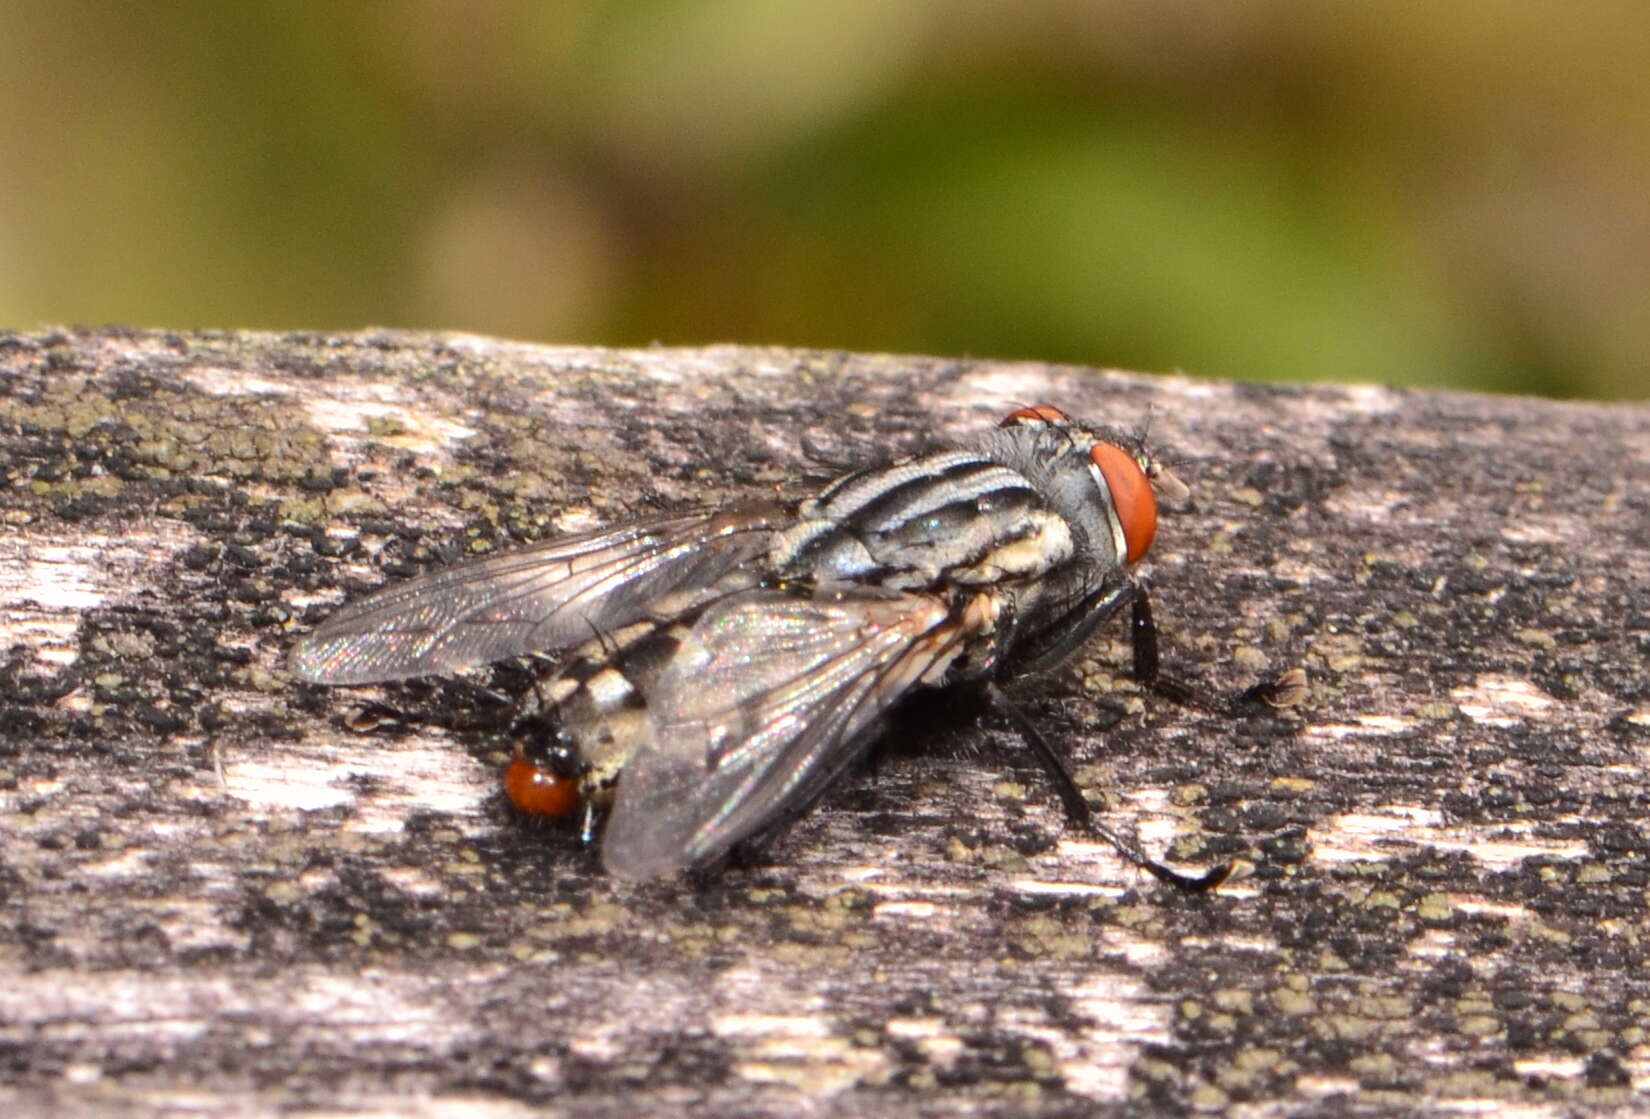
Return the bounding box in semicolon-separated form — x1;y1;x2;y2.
600;589;970;880
289;506;781;685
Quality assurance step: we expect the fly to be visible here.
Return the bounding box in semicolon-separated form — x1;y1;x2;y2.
290;404;1300;889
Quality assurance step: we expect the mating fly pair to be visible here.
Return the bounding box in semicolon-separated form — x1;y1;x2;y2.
291;404;1294;889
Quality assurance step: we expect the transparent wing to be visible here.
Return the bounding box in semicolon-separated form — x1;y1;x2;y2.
601;589;970;880
289;506;780;685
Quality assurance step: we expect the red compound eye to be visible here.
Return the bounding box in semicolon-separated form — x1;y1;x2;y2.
504;756;582;818
1000;403;1070;427
1090;443;1158;564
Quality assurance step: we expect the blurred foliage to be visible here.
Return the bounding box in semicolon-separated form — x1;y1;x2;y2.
1;0;1645;399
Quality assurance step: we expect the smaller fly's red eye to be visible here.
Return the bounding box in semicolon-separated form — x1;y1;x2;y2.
1090;443;1158;564
1000;403;1070;428
504;756;582;818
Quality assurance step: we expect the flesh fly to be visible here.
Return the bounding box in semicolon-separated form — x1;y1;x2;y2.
291;404;1296;888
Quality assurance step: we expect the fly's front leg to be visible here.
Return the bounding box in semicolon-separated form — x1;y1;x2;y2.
1130;583;1305;714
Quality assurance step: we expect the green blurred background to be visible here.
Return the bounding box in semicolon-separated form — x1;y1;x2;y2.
2;1;1646;399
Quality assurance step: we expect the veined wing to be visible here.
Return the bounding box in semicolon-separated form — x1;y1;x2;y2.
289;506;782;685
601;589;973;880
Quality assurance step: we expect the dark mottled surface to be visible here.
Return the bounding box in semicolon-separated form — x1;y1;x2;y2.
2;328;1648;1115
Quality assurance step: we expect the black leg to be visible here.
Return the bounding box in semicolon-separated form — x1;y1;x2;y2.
987;683;1090;824
986;684;1231;894
1131;589;1305;714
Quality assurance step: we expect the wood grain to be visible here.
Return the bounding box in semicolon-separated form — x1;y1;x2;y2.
2;328;1647;1115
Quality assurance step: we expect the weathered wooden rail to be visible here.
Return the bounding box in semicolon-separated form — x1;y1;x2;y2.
2;328;1646;1114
